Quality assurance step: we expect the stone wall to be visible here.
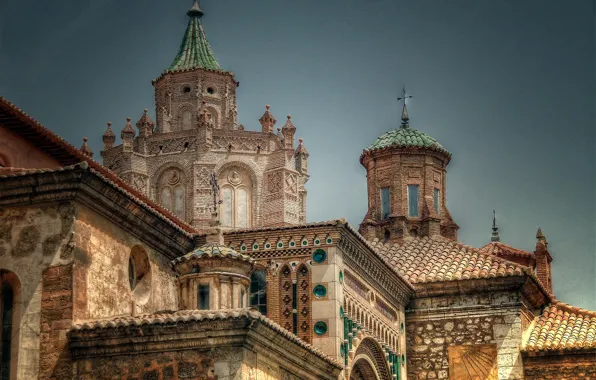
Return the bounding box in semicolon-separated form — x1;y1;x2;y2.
73;204;178;320
0;203;76;380
406;290;526;380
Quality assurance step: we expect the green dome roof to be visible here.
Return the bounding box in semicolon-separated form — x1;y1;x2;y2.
364;125;450;156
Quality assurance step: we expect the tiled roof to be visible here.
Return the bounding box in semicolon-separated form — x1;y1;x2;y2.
172;242;252;265
370;236;526;284
168;1;221;72
480;241;534;259
71;308;341;368
364;125;450;157
0;96;196;234
525;301;596;352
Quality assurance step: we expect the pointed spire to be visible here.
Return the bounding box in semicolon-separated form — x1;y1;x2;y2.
121;117;135;139
282;114;296;132
168;1;221;72
397;85;413;127
536;227;547;243
102;122;116;149
491;210;500;242
282;114;296;149
136;109;155;137
295;138;309;156
80;137;93;158
259;105;276;133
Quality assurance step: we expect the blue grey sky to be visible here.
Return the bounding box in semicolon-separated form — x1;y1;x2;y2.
1;0;594;308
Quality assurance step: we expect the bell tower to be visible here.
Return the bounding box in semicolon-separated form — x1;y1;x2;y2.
152;0;238;133
359;88;458;243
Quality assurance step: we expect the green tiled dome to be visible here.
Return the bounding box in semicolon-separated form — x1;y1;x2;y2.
365;125;450;156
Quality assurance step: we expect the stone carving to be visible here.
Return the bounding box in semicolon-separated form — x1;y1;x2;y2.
228;170;242;185
167;170;180;185
131;173;148;194
267;172;283;194
285;173;297;195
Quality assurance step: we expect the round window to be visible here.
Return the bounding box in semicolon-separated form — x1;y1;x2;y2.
207;87;214;94
183;86;191;93
313;284;327;298
314;321;328;336
312;249;327;263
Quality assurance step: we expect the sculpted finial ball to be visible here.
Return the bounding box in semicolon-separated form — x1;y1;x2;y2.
107;122;112;127
299;138;303;144
266;105;270;110
287;115;291;119
144;108;148;113
126;117;131;122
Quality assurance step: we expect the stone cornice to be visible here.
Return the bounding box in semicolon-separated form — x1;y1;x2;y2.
411;275;526;299
69;309;342;376
338;229;413;307
0;163;194;259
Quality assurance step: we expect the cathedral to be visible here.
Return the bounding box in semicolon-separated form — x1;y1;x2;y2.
0;1;594;379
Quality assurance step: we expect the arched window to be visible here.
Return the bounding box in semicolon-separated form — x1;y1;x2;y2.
249;270;267;315
181;110;193;130
219;168;252;228
157;168;186;221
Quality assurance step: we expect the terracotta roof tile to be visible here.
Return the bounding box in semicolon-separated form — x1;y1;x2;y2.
70;308;341;368
524;301;596;352
370;236;526;284
480;241;534;259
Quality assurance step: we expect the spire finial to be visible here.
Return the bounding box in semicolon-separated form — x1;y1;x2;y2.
397;85;412;127
491;210;500;242
536;227;546;242
188;0;204;17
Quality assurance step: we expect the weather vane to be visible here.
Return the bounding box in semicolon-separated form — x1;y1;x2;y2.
397;85;412;125
209;172;223;221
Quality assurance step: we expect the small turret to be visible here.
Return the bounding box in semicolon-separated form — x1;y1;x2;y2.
102;122;115;151
136;109;155;138
259;105;276;134
80;137;93;158
295;138;309;175
534;227;553;294
121;117;135;152
282;114;296;149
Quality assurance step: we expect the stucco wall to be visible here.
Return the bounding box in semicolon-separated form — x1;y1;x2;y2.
73;204;178;320
0;127;61;169
0;203;75;380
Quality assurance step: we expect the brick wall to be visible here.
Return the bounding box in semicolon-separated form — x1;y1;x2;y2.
523;353;596;379
74;350;219;380
39;264;73;379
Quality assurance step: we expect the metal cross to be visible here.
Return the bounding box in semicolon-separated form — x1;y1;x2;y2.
209;172;223;216
397;85;412;105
